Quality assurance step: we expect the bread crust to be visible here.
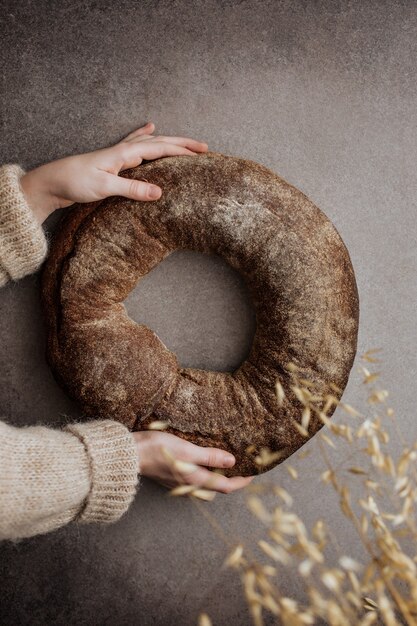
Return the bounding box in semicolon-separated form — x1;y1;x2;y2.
41;151;359;477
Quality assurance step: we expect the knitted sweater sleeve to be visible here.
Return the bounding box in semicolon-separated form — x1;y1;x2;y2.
0;164;140;542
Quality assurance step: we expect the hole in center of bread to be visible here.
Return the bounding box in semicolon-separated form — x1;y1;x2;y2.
124;249;256;372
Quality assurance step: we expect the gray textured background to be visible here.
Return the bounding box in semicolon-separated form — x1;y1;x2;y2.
0;1;416;624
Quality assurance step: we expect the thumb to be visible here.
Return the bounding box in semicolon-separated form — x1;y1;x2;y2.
105;173;162;201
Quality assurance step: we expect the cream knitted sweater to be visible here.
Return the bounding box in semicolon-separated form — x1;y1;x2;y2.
0;164;140;542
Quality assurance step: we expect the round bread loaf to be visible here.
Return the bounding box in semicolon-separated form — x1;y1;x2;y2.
41;151;359;477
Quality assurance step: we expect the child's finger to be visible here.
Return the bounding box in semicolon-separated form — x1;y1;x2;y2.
187;443;236;469
182;467;253;494
127;135;208;152
114;142;200;173
126;141;200;164
121;122;155;142
152;136;208;151
124;134;155;144
104;173;162;201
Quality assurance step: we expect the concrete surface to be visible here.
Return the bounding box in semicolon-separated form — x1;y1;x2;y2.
0;0;416;624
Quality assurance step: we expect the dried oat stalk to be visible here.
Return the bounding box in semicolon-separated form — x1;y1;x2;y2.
197;349;417;626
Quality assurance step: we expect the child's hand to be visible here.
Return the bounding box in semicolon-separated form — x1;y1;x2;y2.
20;122;208;224
132;430;255;494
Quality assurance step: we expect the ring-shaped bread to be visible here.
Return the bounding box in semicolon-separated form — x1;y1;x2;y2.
41;151;359;477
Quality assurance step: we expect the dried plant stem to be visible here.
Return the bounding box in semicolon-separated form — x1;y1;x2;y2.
188;492;232;546
318;437;415;626
189;351;417;626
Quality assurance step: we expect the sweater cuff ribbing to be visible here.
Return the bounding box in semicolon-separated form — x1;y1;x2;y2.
0;164;48;285
64;419;140;524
